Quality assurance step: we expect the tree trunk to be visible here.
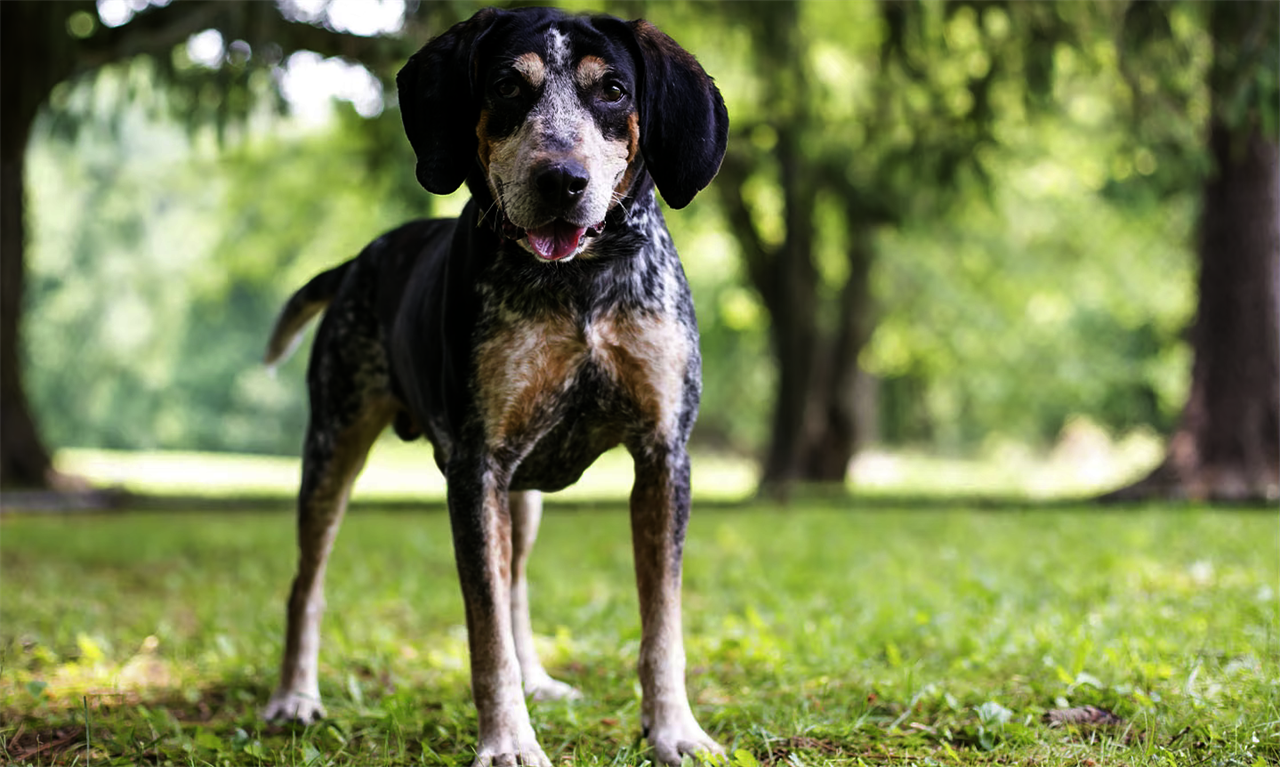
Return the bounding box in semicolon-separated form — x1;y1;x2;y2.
1;2;79;490
721;151;877;495
0;121;55;489
758;122;821;491
799;227;877;482
715;1;877;495
1106;122;1280;502
751;213;879;492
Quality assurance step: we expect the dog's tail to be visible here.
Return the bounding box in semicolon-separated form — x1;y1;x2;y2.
263;261;352;372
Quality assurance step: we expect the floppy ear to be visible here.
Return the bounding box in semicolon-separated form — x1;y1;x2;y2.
625;21;729;209
396;9;503;195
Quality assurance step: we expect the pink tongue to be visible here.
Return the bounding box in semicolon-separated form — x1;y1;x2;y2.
526;221;586;261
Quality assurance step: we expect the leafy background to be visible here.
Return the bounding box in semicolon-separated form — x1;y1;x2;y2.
22;2;1207;464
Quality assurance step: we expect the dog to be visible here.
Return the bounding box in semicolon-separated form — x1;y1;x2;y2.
259;7;728;767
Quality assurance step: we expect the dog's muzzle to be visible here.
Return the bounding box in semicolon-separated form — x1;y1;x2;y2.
498;160;609;261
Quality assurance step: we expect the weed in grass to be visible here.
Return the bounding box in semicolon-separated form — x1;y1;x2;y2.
1;504;1277;765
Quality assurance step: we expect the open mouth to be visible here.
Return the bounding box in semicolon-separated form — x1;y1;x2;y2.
502;216;605;261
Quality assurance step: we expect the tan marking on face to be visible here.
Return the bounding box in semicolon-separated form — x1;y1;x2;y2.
476;313;588;449
588;312;690;439
575;55;609;90
612;111;642;201
513;52;545;90
476;108;494;174
624;111;641;165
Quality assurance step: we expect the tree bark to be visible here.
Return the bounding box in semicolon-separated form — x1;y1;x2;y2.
1106;122;1280;502
718;151;881;494
758;122;822;490
0;116;55;489
1;3;70;489
800;226;877;482
708;2;876;495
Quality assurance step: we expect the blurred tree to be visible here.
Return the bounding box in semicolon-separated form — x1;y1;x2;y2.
708;0;1275;500
0;0;437;488
11;0;1269;501
710;1;1022;492
22;105;424;457
1106;1;1279;500
712;2;866;491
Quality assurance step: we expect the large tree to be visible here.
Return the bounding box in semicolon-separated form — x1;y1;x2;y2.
710;1;1036;493
1107;1;1279;501
712;1;860;491
0;0;425;489
712;0;1276;499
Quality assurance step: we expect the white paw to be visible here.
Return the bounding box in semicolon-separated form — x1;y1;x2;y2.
261;690;326;724
524;671;583;702
645;713;725;766
472;730;552;767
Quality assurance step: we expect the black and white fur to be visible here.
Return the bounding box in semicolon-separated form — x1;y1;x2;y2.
260;8;728;766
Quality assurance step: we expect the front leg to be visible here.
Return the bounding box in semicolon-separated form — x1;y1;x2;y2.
509;490;582;702
630;447;724;765
448;461;550;767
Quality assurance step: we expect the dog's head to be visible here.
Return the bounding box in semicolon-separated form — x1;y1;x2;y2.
397;7;728;262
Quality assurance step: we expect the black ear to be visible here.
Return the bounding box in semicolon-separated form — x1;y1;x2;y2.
623;20;729;209
396;9;504;195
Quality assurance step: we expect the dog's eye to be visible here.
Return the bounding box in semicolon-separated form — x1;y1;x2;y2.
599;82;626;103
494;78;522;100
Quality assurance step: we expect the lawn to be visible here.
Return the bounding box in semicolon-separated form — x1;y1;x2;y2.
1;465;1276;765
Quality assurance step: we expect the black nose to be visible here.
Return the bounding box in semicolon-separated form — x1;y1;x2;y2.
534;161;589;206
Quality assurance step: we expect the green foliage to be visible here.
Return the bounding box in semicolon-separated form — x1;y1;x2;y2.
3;503;1276;764
1123;1;1278;141
25;101;226;452
18;0;1237;460
689;0;1202;452
865;111;1197;448
25;85;425;455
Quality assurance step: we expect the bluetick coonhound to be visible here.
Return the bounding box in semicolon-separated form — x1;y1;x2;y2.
259;7;729;766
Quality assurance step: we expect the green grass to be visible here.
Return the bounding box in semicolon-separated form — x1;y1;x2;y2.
51;421;1163;504
2;499;1277;765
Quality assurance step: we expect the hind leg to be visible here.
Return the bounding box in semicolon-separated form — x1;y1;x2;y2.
263;400;393;723
508;490;581;702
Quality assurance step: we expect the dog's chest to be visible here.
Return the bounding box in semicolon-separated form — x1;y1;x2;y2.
473;304;691;477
